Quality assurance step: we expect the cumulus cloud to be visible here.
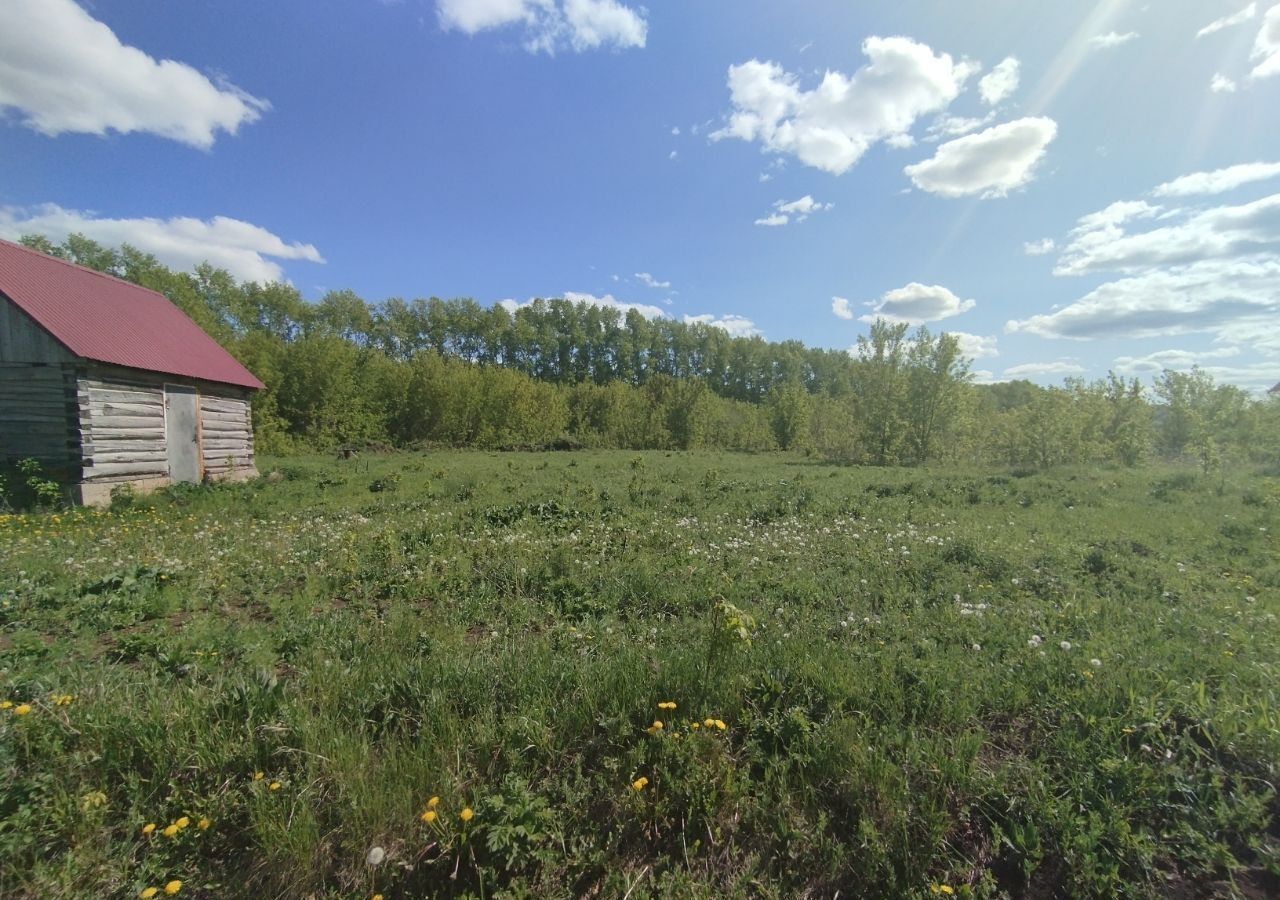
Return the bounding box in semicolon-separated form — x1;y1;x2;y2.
1007;256;1280;340
1198;3;1257;38
1153;161;1280;196
1112;347;1241;374
1250;4;1280;79
832;296;853;319
635;272;671;289
0;0;267;149
1211;73;1239;92
713;37;978;175
0;203;322;283
1024;238;1056;256
1054;193;1280;275
682;313;761;337
859;282;976;324
903;117;1058;198
1003;360;1086;377
946;331;999;359
925;113;995;141
978;57;1020;105
1089;31;1139;49
437;0;646;54
754;195;833;226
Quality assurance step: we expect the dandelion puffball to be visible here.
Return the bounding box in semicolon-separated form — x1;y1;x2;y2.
366;846;386;866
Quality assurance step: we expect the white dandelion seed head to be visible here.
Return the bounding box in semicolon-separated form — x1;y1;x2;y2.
1060;641;1072;652
366;847;386;866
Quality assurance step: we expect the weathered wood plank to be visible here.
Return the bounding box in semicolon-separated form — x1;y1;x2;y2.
83;462;169;479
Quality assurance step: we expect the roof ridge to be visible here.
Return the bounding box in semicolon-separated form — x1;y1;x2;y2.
0;236;171;303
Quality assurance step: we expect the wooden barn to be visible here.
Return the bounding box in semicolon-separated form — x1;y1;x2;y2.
0;238;263;505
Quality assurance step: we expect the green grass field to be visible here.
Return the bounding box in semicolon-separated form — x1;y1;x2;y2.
1;451;1278;898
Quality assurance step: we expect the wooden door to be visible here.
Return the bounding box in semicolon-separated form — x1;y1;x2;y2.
164;384;201;484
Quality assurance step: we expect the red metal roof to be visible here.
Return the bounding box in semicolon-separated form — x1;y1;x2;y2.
0;238;263;390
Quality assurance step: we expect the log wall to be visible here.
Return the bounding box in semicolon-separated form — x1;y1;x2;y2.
199;393;255;477
77;374;168;483
0;363;80;472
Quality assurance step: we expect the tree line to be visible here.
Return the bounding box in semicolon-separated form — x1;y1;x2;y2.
19;235;1280;469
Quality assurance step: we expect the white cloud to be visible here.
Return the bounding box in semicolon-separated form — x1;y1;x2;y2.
1198;3;1257;38
1003;360;1086;377
671;126;680;136
925;113;994;141
978;57;1020;105
946;331;999;359
1007;256;1280;341
0;203;322;283
1153;161;1280;196
682;313;761;337
436;0;646;54
859;282;976;324
635;272;671;289
754;195;832;226
1250;3;1280;79
832;296;853;319
0;0;267;149
1055;193;1280;275
1089;31;1139;49
903;117;1058;198
1112;347;1241;375
668;150;678;160
713;37;978;175
1211;73;1239;92
1024;237;1056;255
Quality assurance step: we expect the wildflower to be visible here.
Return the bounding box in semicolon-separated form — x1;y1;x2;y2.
646;720;664;735
421;809;437;824
142;823;156;835
366;846;386;865
929;885;954;896
1059;641;1072;652
632;776;649;791
373;895;384;900
175;816;190;830
53;694;74;706
139;889;158;899
426;795;439;809
657;701;677;710
13;704;31;716
460;807;474;823
1089;658;1102;668
714;720;727;731
164;881;181;895
269;781;282;791
703;718;715;728
690;721;700;729
162;824;179;838
1027;635;1042;648
0;701;10;709
197;818;211;831
253;771;264;781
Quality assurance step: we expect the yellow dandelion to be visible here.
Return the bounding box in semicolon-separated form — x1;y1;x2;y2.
373;895;384;900
632;776;649;791
427;795;439;809
0;700;12;709
253;771;264;781
714;720;727;731
657;701;677;710
139;888;158;899
175;816;190;830
460;807;474;823
269;781;282;791
142;823;156;835
162;824;179;838
703;718;715;728
164;881;182;896
421;809;437;824
646;720;664;735
197;818;211;831
690;721;700;729
13;704;32;716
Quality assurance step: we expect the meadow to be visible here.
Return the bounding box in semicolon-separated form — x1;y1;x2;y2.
1;451;1277;899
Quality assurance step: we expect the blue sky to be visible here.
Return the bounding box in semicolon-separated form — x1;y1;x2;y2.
2;0;1279;389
